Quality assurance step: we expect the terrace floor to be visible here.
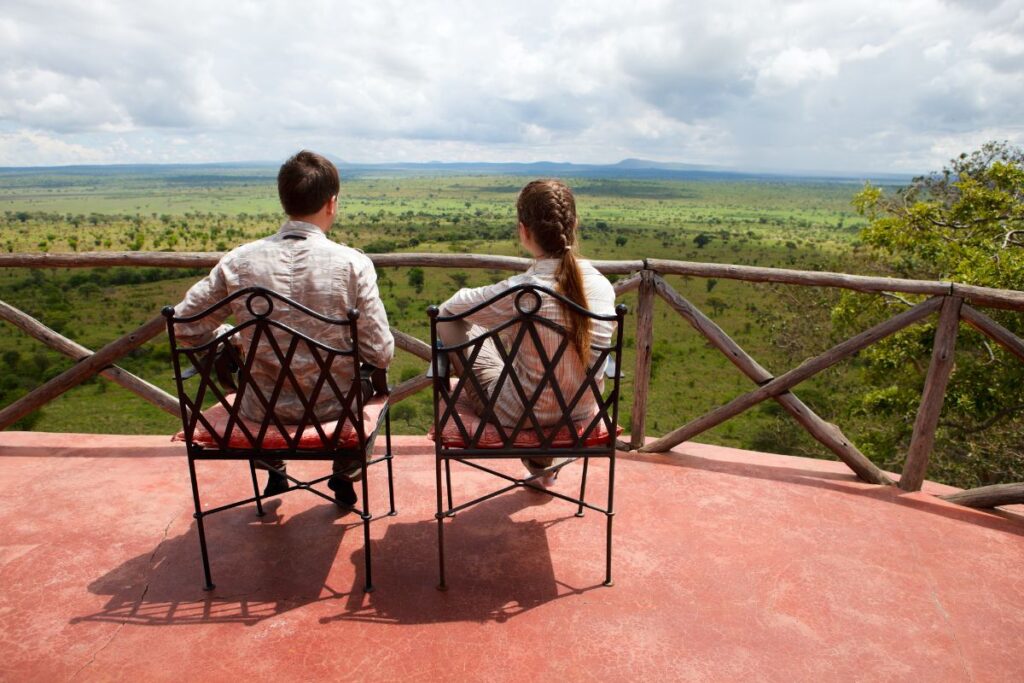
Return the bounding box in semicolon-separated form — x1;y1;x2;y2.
1;432;1022;682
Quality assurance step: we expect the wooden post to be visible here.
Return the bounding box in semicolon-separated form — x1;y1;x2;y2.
629;269;656;449
0;299;180;416
641;296;944;454
941;482;1024;509
0;315;166;430
652;276;893;485
900;296;963;492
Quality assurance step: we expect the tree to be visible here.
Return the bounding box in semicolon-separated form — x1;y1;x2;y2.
448;271;469;289
706;296;728;316
837;141;1024;487
407;267;425;293
694;233;712;249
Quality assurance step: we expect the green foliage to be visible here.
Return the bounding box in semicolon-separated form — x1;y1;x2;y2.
843;141;1024;486
0;168;898;464
407;267;425;293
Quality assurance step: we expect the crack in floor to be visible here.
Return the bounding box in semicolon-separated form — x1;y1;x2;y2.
69;505;185;681
929;586;973;683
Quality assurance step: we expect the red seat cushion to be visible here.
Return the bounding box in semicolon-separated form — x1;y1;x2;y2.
428;398;620;449
172;393;387;450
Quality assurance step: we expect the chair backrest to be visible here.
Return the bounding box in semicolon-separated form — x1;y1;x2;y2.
164;286;369;454
428;283;627;454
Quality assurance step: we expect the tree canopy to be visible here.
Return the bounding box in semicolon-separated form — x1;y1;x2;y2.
837;142;1024;487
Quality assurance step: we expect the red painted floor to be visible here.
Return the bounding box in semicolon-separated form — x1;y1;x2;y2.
1;432;1022;682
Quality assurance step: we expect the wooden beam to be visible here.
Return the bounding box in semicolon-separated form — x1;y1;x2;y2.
629;269;656;449
647;258;951;296
590;259;647;276
612;272;643;296
2;250;1024;309
640;296;944;453
389;373;432;404
392;328;432;362
369;253;530;270
2;251;1023;310
0;315;166;430
960;305;1024;363
0;252;222;269
951;283;1024;312
652;276;893;485
0;299;179;416
900;296;963;492
0;251;647;276
941;482;1024;509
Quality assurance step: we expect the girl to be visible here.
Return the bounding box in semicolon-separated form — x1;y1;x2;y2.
437;179;616;485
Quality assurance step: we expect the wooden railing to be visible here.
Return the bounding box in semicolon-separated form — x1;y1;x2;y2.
2;251;1023;508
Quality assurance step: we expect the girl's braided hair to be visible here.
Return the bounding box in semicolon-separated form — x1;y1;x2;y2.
517;179;591;363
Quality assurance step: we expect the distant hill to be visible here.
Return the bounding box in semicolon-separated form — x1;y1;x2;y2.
0;158;912;185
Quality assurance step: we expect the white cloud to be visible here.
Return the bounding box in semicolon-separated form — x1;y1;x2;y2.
756;47;839;92
0;0;1021;172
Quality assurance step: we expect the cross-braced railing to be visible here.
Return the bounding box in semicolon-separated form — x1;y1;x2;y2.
1;251;1023;508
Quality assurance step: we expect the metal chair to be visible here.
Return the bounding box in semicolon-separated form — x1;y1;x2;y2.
428;284;626;590
164;287;394;593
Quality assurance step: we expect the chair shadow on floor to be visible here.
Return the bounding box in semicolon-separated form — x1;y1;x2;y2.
72;485;603;628
323;488;608;625
71;498;361;627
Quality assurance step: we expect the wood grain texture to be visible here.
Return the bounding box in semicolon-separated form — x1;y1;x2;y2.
0;299;179;416
960;305;1024;363
0;315;166;430
392;329;432;361
640;296;944;453
1;251;1021;309
612;272;643;296
652;276;893;485
900;296;963;492
941;482;1024;508
629;270;656;449
647;258;952;296
389;373;432;404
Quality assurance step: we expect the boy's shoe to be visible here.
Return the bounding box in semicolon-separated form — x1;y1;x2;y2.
262;470;289;497
328;475;358;508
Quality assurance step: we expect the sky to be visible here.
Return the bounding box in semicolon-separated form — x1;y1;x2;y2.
1;0;1022;173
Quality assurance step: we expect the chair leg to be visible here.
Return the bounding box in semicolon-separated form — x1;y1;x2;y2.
444;458;454;516
248;460;265;517
435;456;448;591
187;456;215;591
385;409;396;516
604;455;616;587
360;460;374;593
576;457;590;517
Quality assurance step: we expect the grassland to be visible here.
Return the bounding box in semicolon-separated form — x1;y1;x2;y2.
0;166;895;462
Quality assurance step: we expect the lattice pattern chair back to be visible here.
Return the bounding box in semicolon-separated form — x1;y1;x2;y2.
429;284;626;454
428;283;627;590
166;286;369;454
163;286;393;593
